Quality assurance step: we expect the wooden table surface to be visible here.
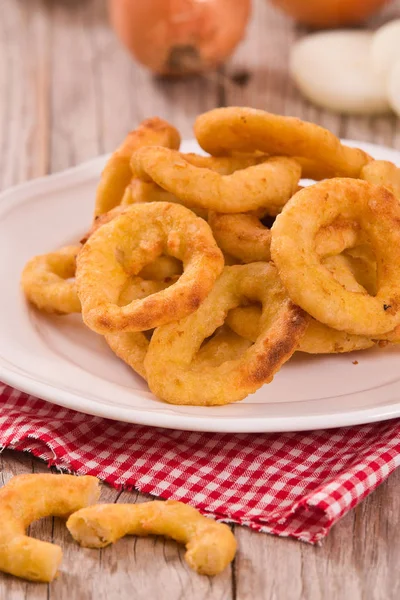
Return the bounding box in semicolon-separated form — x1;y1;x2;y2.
2;0;400;598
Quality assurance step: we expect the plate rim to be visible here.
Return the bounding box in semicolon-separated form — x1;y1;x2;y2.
2;138;400;433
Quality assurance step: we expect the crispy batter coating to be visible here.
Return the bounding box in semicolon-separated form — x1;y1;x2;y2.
0;474;99;582
76;202;224;334
361;159;400;198
227;305;374;354
94;117;180;217
144;263;309;406
121;178;209;220
67;500;236;576
271;179;400;336
194;107;371;179
131;147;301;213
21;245;81;314
208;212;272;263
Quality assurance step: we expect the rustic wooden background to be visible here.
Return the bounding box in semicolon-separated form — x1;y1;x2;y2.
1;0;400;598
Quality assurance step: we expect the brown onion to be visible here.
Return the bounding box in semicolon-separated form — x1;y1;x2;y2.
108;0;252;75
270;0;390;28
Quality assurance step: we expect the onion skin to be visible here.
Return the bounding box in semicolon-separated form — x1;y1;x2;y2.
270;0;390;28
108;0;252;76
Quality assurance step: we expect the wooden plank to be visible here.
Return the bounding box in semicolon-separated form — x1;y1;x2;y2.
49;0;221;165
0;0;51;191
234;466;400;600
49;0;101;171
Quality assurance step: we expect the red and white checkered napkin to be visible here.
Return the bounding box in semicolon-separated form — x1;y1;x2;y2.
2;383;400;543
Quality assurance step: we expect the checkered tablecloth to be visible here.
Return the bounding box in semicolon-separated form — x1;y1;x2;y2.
1;383;400;543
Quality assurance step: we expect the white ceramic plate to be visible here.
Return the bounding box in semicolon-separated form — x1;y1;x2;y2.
1;139;400;433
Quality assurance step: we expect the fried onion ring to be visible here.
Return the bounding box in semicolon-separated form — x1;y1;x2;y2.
226;305;374;354
121;178;209;220
131;147;301;214
360;159;400;198
271;179;400;336
105;274;180;381
194;326;253;367
0;474;99;582
76;202;224;334
105;331;149;380
144;263;309;406
94;117;180;217
21;245;81;314
67;500;236;576
208;212;272;263
194;107;371;179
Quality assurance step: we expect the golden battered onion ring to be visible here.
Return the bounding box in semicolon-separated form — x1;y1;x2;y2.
76;202;224;334
194;326;253;367
360;160;400;198
94;117;180;217
138;255;182;281
271;179;400;336
106;324;252;382
144;263;309;406
121;178;209;220
83;205;183;282
105;331;149;380
121;178;177;206
194;107;371;179
132;151;267;175
67;500;236;576
105;274;180;381
81;206;126;244
21;245;81;314
209;210;367;267
208;212;272;263
227;305;374;354
314;217;361;257
0;474;99;582
131;147;301;214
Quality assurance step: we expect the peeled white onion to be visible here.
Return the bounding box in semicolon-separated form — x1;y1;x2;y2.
371;19;400;84
290;31;391;115
388;58;400;117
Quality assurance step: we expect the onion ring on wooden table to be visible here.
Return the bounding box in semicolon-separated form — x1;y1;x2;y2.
67;500;236;576
361;160;400;198
76;202;224;334
271;179;400;336
131;147;301;214
194;107;371;179
226;304;374;354
94;117;180;217
21;245;82;314
144;263;309;406
0;474;99;582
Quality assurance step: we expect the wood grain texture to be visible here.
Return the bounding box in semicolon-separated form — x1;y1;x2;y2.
1;0;400;598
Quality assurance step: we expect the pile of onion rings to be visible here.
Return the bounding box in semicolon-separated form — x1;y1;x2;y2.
21;108;400;406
